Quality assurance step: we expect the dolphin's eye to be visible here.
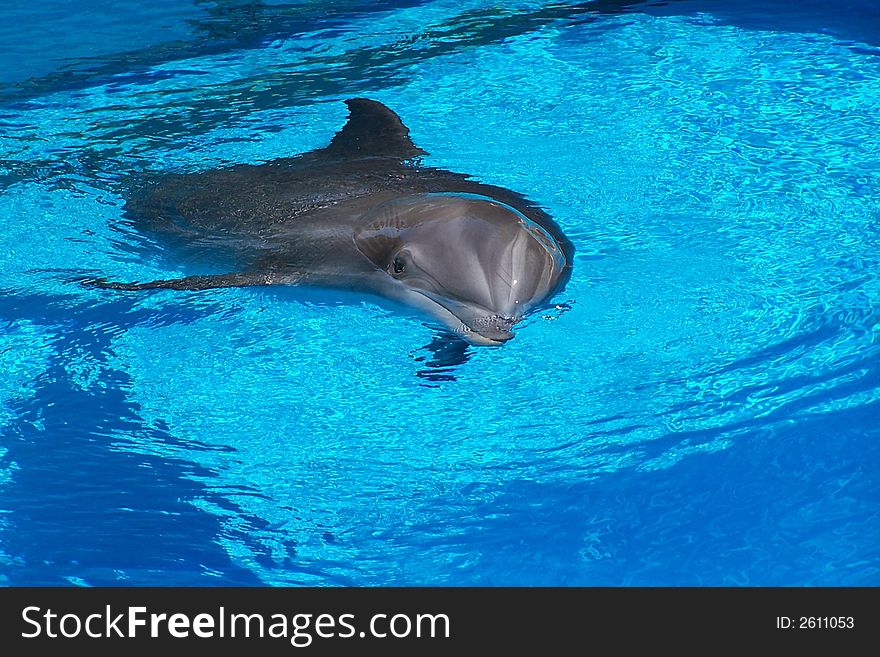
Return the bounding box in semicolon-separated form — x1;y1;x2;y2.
391;255;406;275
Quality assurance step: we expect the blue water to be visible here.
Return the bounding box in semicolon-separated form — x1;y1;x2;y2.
1;0;879;586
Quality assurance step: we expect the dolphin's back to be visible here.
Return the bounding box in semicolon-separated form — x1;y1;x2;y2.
124;154;405;236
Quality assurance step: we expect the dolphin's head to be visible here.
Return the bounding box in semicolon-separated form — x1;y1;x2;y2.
355;193;569;345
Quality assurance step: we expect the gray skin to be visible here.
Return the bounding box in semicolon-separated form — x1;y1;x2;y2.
93;98;574;345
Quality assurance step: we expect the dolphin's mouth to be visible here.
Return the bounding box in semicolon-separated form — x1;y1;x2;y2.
415;290;518;345
463;314;517;344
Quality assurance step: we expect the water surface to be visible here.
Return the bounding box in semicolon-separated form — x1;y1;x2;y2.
1;0;878;585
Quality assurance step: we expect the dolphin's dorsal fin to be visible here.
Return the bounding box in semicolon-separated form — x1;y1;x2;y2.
324;98;426;159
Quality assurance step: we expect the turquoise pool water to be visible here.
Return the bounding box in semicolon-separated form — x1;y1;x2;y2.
1;0;878;585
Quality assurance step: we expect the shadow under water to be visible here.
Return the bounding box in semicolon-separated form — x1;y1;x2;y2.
0;289;279;585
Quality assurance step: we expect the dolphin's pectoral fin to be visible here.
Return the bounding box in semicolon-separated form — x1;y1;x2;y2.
81;271;297;291
412;332;473;384
323;98;427;160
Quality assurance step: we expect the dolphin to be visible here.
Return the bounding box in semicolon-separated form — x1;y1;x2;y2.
92;98;574;346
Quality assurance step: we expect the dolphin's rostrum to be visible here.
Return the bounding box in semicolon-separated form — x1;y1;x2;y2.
93;99;574;345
